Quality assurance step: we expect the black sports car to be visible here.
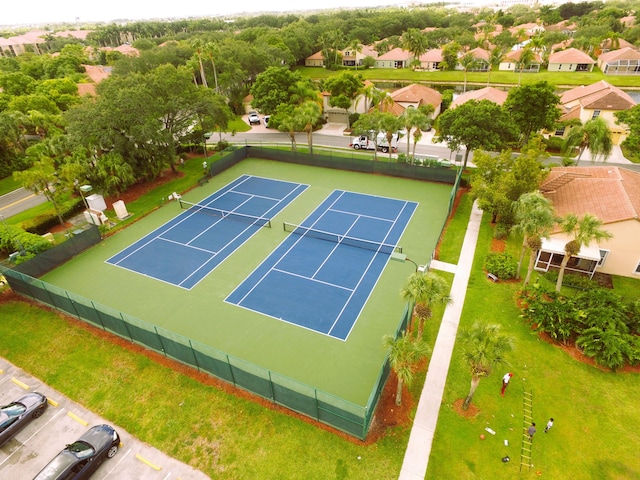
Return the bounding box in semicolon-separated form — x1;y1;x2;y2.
0;392;48;447
33;424;120;480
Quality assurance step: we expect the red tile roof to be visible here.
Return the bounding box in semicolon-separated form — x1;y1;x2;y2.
541;166;640;225
560;80;636;110
598;46;640;64
390;83;442;107
549;47;595;64
450;87;508;108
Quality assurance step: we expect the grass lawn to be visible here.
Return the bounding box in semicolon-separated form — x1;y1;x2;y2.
425;208;640;480
0;175;21;197
295;66;640;89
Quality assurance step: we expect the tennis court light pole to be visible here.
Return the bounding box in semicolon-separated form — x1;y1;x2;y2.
405;257;419;272
76;182;96;226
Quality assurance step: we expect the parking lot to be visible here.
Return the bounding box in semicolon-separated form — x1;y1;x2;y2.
0;360;208;480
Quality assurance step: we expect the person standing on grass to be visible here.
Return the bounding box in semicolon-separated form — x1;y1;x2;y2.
527;423;537;441
545;418;554;433
501;372;513;396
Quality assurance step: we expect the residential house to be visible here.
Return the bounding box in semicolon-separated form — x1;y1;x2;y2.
545;20;578;36
375;48;413;69
322;80;375;124
0;30;47;56
450;87;508;109
597;47;640;75
457;47;490;71
418;49;443;71
599;37;635;54
376;83;442;118
509;22;545;39
78;65;112;96
341;44;378;67
554;80;636;145
305;50;325;67
499;48;542;72
536;166;640;279
548;48;595;72
101;44;139;57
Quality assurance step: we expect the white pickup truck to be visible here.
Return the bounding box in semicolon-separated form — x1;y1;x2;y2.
350;134;398;153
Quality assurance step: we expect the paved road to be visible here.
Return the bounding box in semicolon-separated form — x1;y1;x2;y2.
0;188;47;219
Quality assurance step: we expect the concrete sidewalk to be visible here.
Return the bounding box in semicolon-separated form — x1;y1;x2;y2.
398;200;484;480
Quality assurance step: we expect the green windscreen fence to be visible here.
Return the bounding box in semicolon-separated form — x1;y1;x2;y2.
0;267;403;440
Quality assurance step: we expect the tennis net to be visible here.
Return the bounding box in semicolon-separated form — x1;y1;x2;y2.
283;222;402;254
179;199;271;228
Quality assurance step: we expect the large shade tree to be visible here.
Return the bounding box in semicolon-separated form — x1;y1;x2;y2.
555;213;613;292
437;99;519;170
322;72;364;129
461;322;513;410
504;81;561;145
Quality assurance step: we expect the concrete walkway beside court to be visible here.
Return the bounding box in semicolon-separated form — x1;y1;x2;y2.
398;200;484;480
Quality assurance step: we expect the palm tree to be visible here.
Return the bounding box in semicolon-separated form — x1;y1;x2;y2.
461;322;513;410
513;191;556;284
555;213;613;292
189;39;208;88
401;107;429;159
295;101;322;155
563;117;613;165
348;39;363;70
278;111;303;151
517;47;535;85
382;331;431;406
400;271;452;339
402;28;429;70
459;52;478;93
204;42;220;93
486;46;504;86
380;112;404;162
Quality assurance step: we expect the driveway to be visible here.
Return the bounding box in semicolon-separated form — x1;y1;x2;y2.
0;360;208;480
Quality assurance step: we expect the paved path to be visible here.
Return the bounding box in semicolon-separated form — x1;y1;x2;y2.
398;200;483;480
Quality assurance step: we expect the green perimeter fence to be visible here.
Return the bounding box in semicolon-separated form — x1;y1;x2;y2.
0;267;410;440
2;146;461;439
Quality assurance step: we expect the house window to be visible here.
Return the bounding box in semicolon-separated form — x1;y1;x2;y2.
554;126;566;136
592;110;601;119
635;260;640;275
598;249;610;266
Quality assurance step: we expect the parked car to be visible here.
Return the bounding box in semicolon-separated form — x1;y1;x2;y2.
263;115;270;127
0;392;48;447
33;424;120;480
248;111;261;125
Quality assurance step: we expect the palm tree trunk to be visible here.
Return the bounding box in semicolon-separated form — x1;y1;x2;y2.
524;249;538;286
516;240;527;280
463;376;480;410
395;378;404;406
555;254;571;292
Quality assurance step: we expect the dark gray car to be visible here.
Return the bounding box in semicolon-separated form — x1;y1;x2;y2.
0;392;48;447
33;424;120;480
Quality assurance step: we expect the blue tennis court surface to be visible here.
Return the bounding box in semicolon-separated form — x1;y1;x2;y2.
106;175;308;289
226;190;418;340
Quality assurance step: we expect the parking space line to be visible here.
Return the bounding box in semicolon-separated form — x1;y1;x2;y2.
135;453;162;471
67;411;88;426
106;448;131;475
10;378;30;390
163;473;175;480
0;408;65;468
47;398;59;407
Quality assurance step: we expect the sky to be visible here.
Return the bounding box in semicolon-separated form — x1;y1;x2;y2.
2;1;408;28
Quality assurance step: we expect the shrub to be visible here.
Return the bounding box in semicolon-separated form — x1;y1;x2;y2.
493;223;509;240
544;271;596;290
484;252;517;279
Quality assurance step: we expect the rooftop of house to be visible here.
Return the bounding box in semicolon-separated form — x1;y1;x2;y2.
389;83;442;107
560;80;636;111
598;46;640;63
548;47;595;64
541;166;640;225
450;87;508;108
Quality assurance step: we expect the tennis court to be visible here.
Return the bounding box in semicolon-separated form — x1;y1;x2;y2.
106;175;308;289
226;190;417;340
